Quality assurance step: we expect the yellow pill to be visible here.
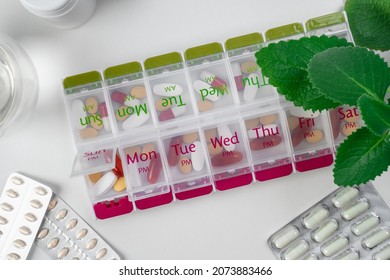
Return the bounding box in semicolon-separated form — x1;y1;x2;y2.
245;118;259;130
305;129;324;143
287;116;299;130
183;132;199;144
204;128;217;143
88;172;102;184
259;114;277;125
142;143;156;155
85;97;98;114
342;122;358;136
130;86;147;99
240;61;259;74
80;127;98;139
124;145;141;156
90;116;103;130
197;100;213;112
178;157;192;174
113;177;126;192
155;99;171;112
208;143;223;155
116;105;130;121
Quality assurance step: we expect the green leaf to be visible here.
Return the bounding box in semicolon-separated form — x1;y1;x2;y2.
358;95;390;136
255;35;351;111
345;0;390;51
308;46;390;106
334;126;390;186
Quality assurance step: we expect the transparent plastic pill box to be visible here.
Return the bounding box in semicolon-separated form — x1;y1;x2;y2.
61;12;365;219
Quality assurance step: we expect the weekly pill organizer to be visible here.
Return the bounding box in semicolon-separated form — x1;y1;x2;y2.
61;12;364;220
268;183;390;260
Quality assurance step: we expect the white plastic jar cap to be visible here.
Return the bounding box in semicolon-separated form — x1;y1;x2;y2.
19;0;78;17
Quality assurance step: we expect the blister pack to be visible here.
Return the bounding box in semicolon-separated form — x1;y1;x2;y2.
268;183;390;260
35;194;121;260
0;173;52;260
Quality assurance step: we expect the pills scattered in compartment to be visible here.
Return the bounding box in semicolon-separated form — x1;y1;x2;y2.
0;173;53;260
268;183;390;260
35;194;121;260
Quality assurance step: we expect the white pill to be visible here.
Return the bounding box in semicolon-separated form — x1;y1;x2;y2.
302;205;329;229
86;238;98;250
153;83;183;96
124;96;140;107
76;228;88;240
200;71;216;84
304;254;318;260
72;99;87;130
171;106;186;118
373;245;390;260
243;73;259;102
331;187;359;208
312;219;339;243
96;248;107;259
341;199;369;221
19;226;32;236
47;237;59;249
56;209;68;220
57;247;70;259
92;172;117;198
351;215;380;236
7;253;20;260
193;80;221;102
283;240;309;260
321;235;348;257
6;189;19;198
30;199;42;209
335;249;360;260
0;216;8;224
231;62;242;76
47;199;58;211
248;124;278;139
1;202;13;211
24;212;37;222
66;219;78;230
13;239;27;249
34;186;48;196
217;125;235;152
191;141;205;171
37;228;49;239
289;107;320;118
122;110;150;130
11;176;24;185
362;228;390;249
271;226;300;249
127;163;142;188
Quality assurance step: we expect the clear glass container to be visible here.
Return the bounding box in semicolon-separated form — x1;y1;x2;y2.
0;33;38;138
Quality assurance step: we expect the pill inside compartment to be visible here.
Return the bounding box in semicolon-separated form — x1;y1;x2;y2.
162;131;211;194
144;52;194;124
120;141;169;200
329;106;362;146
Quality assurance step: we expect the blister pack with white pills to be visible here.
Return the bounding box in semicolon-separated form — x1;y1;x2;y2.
0;173;52;260
35;194;121;260
267;183;390;260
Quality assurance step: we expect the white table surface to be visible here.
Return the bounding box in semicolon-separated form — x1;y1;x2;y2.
0;0;389;260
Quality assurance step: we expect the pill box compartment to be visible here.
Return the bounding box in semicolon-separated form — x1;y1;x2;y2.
267;183;390;260
284;105;334;172
328;106;363;149
119;139;173;210
161;128;213;200
104;62;155;135
185;43;237;117
63;71;115;145
225;33;277;107
201;119;252;191
144;52;195;127
242;109;293;181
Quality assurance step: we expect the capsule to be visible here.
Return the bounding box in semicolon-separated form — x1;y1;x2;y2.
321;235;348;257
312;219;338;243
341;199;369;221
147;153;162;184
168;136;182;166
200;71;226;89
92;171;117;198
250;135;282;150
362;228;390;249
112;154;124;178
303;254;318;260
98;102;111;132
373;244;390;260
351;214;380;236
217;125;236;152
334;249;360;260
159;106;186;121
302;205;329;229
111;91;140;107
231;63;244;91
331;187;359;208
211;151;243;167
282;240;309;260
153;83;183;96
270;226;300;249
191;141;205;171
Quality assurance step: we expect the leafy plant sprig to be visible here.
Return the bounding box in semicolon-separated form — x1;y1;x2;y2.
256;0;390;186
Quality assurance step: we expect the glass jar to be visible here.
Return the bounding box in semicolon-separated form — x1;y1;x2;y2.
0;33;38;138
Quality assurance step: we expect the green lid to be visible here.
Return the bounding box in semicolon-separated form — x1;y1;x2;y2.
184;42;223;61
63;71;101;89
265;23;304;41
306;12;346;31
104;62;142;79
144;52;182;70
225;33;264;51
